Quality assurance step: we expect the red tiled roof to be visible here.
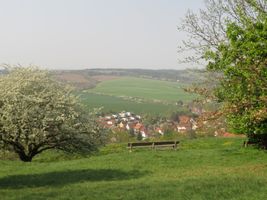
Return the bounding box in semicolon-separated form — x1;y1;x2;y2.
134;123;143;130
179;115;190;124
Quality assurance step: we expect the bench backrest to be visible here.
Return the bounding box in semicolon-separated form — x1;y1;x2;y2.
128;142;153;147
128;141;179;147
154;141;178;145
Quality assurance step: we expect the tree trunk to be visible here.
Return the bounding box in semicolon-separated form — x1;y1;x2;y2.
17;151;33;162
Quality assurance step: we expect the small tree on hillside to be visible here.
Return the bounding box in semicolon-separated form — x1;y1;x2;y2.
0;67;105;162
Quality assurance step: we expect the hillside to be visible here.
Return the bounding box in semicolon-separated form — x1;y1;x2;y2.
82;68;207;84
87;77;195;103
52;69;202;115
1;138;267;200
52;68;209;90
80;93;179;114
80;77;196;115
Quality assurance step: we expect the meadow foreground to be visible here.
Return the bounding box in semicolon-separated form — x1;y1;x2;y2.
0;138;267;200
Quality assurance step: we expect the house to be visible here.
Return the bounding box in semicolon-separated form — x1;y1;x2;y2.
134;123;149;139
134;123;143;132
127;122;137;130
129;117;135;121
121;117;128;122
140;128;148;138
118;122;125;129
112;114;118;119
155;127;164;135
136;115;141;119
107;121;113;125
179;115;191;124
177;125;188;132
177;115;192;133
119;112;126;118
190;118;198;130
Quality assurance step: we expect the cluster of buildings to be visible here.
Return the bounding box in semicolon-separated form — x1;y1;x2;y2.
98;111;197;139
98;111;147;137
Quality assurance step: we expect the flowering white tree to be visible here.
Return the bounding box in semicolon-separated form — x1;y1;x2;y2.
0;67;104;162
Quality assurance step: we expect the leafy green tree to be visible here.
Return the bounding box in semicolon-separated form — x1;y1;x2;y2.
180;0;267;146
0;67;104;162
206;17;267;145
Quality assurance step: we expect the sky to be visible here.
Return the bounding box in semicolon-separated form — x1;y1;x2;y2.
0;0;204;70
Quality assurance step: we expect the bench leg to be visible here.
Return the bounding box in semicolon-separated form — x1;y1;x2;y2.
243;141;248;148
129;144;132;152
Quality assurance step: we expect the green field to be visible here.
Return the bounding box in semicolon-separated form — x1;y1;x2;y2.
88;77;196;103
80;93;179;115
1;138;267;200
80;77;196;114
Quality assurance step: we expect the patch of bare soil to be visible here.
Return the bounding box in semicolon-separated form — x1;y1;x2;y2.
55;73;89;83
91;75;119;82
54;72;98;90
53;72;120;90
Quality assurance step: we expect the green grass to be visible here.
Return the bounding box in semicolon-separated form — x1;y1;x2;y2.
80;93;180;115
80;77;196;115
1;138;267;200
88;77;196;103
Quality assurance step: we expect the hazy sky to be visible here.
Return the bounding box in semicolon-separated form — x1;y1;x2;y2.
0;0;204;70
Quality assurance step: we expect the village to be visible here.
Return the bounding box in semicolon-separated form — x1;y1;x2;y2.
98;111;198;139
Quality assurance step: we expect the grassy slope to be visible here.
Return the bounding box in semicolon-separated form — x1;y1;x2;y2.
88;77;196;102
80;93;178;115
1;138;267;200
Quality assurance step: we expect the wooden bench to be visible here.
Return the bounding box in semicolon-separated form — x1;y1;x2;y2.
127;141;179;152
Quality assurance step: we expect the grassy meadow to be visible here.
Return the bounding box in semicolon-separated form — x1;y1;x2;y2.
1;138;267;200
80;93;179;115
80;77;196;114
88;77;195;102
